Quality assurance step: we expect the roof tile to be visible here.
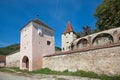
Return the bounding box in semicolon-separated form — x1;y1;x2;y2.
64;22;74;34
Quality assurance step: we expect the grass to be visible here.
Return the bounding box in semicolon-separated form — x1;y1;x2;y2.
31;68;120;80
0;67;120;80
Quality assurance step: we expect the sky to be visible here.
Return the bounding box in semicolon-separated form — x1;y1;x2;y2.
0;0;103;48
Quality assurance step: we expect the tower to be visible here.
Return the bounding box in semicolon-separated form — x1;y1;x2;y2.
20;19;55;71
62;22;77;52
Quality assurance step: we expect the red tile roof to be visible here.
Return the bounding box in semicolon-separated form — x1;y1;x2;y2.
64;22;74;34
0;56;6;62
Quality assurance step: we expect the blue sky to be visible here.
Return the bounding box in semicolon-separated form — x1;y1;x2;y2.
0;0;103;48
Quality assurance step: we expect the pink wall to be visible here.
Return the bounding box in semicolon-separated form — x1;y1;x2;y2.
20;20;55;71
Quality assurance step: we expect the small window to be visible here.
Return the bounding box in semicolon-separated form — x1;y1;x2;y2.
38;32;43;37
66;42;69;43
63;48;64;50
37;27;43;36
47;41;51;45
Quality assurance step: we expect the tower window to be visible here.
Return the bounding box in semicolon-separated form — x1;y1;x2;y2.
47;41;51;45
37;27;43;36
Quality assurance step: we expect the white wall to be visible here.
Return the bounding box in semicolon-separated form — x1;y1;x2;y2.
6;51;20;67
62;32;77;52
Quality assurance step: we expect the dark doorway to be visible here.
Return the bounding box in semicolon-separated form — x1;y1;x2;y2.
22;56;29;70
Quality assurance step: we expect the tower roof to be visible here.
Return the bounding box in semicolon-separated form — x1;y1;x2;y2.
20;19;54;31
64;21;74;34
32;19;54;31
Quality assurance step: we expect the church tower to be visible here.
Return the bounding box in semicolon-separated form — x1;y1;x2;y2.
20;19;55;71
62;22;77;52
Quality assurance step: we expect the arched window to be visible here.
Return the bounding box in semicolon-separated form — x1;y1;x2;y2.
63;47;64;51
77;38;88;48
92;33;113;46
71;43;74;50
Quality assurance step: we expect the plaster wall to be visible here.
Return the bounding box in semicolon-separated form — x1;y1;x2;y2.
20;23;33;71
62;32;77;51
6;51;20;67
31;22;55;70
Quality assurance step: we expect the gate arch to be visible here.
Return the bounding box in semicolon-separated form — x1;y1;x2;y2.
22;56;29;70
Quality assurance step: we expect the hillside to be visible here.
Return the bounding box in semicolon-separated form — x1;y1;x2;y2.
0;44;20;55
0;44;61;55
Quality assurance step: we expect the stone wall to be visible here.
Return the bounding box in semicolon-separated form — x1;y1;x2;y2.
43;46;120;75
6;51;20;67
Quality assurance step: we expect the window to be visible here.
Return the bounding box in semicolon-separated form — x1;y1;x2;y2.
47;41;51;45
37;27;43;36
63;48;64;50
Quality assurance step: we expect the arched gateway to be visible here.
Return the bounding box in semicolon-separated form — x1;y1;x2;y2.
22;56;29;70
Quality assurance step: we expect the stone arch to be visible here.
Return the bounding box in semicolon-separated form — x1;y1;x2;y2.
76;38;88;48
71;43;75;50
92;33;113;46
22;56;29;70
117;33;120;42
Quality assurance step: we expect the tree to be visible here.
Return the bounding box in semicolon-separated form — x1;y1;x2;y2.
94;0;120;31
83;25;91;36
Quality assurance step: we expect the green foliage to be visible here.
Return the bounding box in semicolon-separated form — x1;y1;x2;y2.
83;26;91;36
1;67;120;80
9;67;20;71
0;44;20;55
94;0;120;31
31;68;120;80
55;46;61;51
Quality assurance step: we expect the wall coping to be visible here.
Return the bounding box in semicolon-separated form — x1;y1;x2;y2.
7;50;20;56
44;42;120;57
